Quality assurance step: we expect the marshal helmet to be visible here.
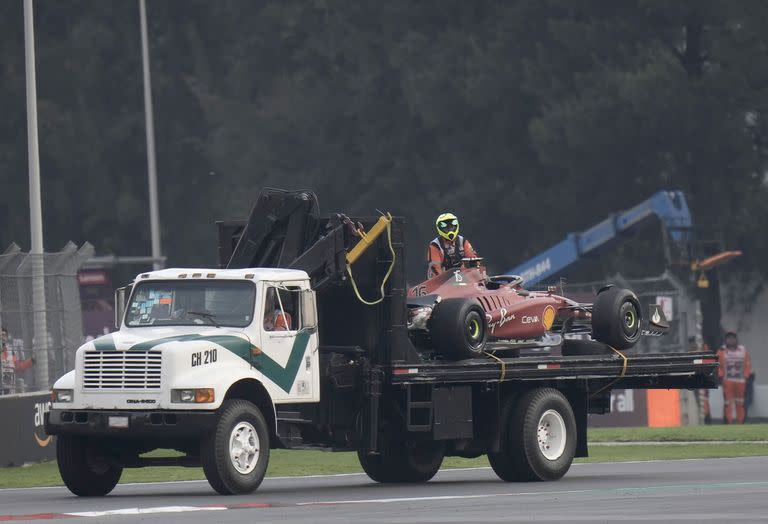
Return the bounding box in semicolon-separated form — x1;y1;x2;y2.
436;212;460;241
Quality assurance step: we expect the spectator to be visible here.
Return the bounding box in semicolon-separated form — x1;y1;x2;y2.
717;330;754;424
1;327;34;395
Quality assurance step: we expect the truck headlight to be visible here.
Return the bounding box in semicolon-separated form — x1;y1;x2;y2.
52;389;74;403
171;388;215;403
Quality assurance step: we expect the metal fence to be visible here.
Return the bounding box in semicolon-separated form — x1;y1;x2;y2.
0;242;93;394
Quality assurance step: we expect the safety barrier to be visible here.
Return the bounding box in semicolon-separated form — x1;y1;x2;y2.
0;391;55;466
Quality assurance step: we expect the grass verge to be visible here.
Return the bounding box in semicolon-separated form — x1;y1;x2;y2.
588;424;768;442
2;440;767;490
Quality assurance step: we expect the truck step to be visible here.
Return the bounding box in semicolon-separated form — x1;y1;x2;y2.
277;411;314;424
406;384;433;432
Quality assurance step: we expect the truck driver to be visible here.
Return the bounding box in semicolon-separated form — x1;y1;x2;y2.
263;287;292;331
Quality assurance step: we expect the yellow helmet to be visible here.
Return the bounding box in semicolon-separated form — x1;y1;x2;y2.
436;212;459;241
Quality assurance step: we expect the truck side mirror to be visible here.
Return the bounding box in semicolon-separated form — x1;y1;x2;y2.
301;289;318;333
114;285;132;329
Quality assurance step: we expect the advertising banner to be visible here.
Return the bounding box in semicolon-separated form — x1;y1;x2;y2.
589;388;683;427
0;391;55;466
589;389;649;427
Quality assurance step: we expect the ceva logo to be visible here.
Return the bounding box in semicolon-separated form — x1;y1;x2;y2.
33;401;51;447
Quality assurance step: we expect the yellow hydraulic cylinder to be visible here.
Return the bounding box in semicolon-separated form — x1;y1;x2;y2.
346;214;392;265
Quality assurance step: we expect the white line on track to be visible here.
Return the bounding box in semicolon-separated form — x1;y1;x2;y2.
297;480;768;506
297;490;595;505
67;506;228;517
0;471;369;492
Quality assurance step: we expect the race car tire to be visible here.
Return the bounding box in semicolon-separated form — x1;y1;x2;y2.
56;435;123;496
592;287;642;350
489;388;576;482
358;441;444;483
201;399;270;495
429;298;488;359
561;339;613;356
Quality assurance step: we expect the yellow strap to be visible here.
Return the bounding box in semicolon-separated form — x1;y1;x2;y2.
589;345;628;398
347;220;396;306
483;350;506;382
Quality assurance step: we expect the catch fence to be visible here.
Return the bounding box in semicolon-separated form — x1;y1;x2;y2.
0;242;93;394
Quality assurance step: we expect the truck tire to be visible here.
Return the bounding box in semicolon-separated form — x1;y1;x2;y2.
592;287;642;350
429;298;487;359
488;388;576;482
357;450;399;482
56;436;122;496
358;441;444;483
201;399;270;495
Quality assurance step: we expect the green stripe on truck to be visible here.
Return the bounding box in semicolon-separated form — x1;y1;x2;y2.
89;332;310;393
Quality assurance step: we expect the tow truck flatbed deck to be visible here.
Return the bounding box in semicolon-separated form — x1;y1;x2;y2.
390;351;717;389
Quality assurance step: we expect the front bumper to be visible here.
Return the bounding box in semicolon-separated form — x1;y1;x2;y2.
45;408;217;439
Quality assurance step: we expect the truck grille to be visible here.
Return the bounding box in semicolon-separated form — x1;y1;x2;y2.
82;350;162;390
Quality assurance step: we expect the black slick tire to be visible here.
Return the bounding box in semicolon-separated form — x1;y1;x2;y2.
201;399;270;495
429;298;487;359
56;436;123;497
592;287;642;350
489;388;576;482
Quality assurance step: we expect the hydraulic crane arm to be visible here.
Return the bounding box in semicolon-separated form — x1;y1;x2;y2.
507;190;693;286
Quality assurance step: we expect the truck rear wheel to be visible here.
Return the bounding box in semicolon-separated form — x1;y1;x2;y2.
56;435;122;496
429;298;487;359
201;399;270;495
488;388;576;482
358;441;444;483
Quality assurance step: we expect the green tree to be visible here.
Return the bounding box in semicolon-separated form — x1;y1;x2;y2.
1;1;766;285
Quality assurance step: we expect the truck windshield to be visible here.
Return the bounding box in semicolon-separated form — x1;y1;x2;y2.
125;280;256;328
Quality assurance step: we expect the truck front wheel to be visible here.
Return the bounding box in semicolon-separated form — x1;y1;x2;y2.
56;436;123;496
488;388;576;482
358;441;444;483
201;399;270;495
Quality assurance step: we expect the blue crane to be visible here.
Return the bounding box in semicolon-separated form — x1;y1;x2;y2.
507;190;693;286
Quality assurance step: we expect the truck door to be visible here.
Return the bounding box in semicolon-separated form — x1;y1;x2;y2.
257;282;319;403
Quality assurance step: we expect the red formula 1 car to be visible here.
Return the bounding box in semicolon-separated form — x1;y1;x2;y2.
406;260;669;359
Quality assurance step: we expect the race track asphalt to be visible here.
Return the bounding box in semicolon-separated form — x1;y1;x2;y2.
1;457;767;523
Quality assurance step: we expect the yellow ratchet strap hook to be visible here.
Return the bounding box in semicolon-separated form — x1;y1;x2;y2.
346;213;396;306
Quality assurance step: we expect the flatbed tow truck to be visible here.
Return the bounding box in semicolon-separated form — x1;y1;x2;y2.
46;189;717;496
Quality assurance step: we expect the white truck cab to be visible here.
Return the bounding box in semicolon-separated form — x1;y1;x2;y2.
47;267;319;495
